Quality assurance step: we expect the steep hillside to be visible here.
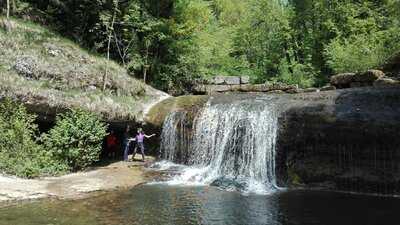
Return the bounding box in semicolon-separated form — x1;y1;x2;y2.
0;18;169;122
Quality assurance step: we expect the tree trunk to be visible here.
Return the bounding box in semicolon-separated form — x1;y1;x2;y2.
143;41;150;84
6;0;10;19
103;33;112;91
102;3;118;91
11;0;16;14
143;66;147;84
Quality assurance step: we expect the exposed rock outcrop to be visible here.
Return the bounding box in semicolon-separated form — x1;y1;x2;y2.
193;82;299;95
145;95;209;129
354;69;385;83
149;87;400;195
330;73;356;88
276;87;400;195
330;70;388;89
373;77;400;87
0;159;153;204
209;76;249;85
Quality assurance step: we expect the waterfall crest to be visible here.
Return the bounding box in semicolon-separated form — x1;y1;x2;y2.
158;96;280;194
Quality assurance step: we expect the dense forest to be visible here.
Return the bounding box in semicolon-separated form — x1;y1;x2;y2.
2;0;400;94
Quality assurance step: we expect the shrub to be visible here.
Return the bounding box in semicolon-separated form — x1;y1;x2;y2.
271;60;317;88
42;109;107;171
0;98;66;178
325;30;400;74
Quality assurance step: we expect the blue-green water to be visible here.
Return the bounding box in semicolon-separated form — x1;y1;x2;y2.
1;185;400;225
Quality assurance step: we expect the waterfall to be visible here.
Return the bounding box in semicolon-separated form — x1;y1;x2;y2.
158;96;280;194
160;111;186;162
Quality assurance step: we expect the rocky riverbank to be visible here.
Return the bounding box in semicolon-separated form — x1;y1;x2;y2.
0;156;155;206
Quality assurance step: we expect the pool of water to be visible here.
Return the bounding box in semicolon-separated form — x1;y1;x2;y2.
1;184;400;225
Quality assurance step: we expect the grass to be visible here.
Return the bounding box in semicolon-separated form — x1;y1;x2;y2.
0;17;167;121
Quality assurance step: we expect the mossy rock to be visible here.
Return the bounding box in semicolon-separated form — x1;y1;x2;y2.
287;167;304;186
145;95;210;128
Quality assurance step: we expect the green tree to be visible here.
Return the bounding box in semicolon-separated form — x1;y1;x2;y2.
14;0;400;92
43;109;107;171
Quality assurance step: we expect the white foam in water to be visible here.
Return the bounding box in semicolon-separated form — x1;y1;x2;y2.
165;166;211;186
150;160;184;171
156;96;281;195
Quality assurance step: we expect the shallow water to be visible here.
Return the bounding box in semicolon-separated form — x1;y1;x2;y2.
1;185;400;225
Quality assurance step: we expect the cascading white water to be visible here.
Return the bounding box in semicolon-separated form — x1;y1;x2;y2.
157;96;280;194
159;111;187;162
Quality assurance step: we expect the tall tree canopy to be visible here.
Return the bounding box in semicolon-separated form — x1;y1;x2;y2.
6;0;400;93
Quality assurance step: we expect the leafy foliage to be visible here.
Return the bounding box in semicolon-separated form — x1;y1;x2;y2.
325;34;385;73
42;109;108;171
0;99;66;178
10;0;400;92
0;99;108;177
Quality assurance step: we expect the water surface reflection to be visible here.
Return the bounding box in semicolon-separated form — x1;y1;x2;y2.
1;185;400;225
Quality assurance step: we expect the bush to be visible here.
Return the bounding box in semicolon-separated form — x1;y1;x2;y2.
0;99;66;178
325;30;400;74
42;109;107;171
271;60;317;88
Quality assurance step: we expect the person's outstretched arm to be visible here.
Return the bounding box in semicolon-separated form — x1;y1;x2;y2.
128;137;136;142
144;134;156;138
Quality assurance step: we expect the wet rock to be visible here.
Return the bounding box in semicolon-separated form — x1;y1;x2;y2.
373;77;400;87
350;82;368;88
152;88;400;195
210;177;247;191
145;95;209;129
276;87;400;194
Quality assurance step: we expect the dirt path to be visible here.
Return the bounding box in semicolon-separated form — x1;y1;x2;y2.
0;156;155;205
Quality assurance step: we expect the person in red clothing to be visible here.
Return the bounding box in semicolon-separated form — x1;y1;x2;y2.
106;130;118;159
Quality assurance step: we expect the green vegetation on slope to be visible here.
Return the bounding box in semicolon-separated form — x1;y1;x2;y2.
0;17;166;120
3;0;399;94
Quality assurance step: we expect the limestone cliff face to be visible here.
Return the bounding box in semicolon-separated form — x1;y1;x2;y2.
147;87;400;195
276;87;400;194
